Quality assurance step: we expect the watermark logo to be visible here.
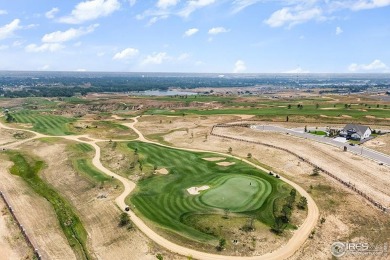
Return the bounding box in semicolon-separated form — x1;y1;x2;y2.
331;242;347;257
331;241;388;257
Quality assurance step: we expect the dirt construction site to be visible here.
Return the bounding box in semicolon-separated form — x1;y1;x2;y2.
0;112;389;260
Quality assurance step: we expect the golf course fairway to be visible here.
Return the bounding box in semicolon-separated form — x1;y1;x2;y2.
126;141;293;243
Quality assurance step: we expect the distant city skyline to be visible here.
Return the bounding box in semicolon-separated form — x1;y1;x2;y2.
1;0;390;73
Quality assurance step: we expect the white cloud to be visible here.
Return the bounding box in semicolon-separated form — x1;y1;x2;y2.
348;59;388;72
351;0;390;10
0;19;22;40
336;26;343;35
284;67;310;73
76;68;87;72
113;47;139;60
179;0;216;17
0;10;8;15
0;45;8;50
128;0;136;6
59;0;120;24
184;28;199;37
265;7;322;28
42;24;99;43
142;52;170;65
147;15;169;26
231;0;261;13
13;40;23;47
208;27;230;35
45;7;59;19
157;0;180;9
233;60;246;73
25;43;64;52
177;53;190;61
39;64;50;70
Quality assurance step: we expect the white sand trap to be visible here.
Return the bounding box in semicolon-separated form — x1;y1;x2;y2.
320;107;338;110
216;162;236;166
202;157;226;161
155;168;169;175
187;185;210;195
341;115;352;118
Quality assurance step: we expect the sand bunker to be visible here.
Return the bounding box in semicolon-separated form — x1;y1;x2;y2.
155;168;169;175
202;157;226;161
216;162;236;166
187;186;210;195
341;115;352;118
320;107;338;110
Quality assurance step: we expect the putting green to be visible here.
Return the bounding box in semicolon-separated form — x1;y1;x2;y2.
200;176;271;212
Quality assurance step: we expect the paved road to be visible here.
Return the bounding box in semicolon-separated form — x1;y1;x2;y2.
0;119;319;260
253;125;390;166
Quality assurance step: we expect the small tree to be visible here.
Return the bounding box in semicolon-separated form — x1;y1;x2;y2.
228;147;232;153
247;153;252;158
288;104;292;109
297;196;308;210
217;238;226;251
156;254;164;260
316;103;320;109
304;125;307;132
271;216;287;234
118;213;130;227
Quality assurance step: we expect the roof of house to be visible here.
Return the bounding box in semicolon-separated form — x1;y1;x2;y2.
342;124;371;136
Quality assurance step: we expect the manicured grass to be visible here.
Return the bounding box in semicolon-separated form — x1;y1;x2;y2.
126;141;292;243
6;151;91;260
69;143;113;183
10;110;75;135
308;130;327;136
200;176;270;212
145;104;390;120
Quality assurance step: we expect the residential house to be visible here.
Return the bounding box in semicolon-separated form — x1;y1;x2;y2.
339;124;371;141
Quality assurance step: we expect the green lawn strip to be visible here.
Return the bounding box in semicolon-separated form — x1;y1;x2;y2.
10;110;75;135
6;151;91;260
126;141;293;243
308;130;327;136
144;105;390;119
68;143;113;183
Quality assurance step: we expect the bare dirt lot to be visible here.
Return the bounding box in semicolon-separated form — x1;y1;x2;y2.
363;133;390;156
0;199;33;260
0;128;33;146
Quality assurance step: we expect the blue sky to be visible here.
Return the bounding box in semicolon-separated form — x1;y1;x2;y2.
0;0;390;73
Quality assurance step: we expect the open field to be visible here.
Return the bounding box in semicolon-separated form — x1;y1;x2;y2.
126;142;295;245
363;133;390;156
0;153;77;260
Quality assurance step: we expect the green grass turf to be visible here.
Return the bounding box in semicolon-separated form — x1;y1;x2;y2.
200;176;271;212
145;104;390;119
6;151;91;260
69;143;113;183
10;110;75;135
126;141;291;243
